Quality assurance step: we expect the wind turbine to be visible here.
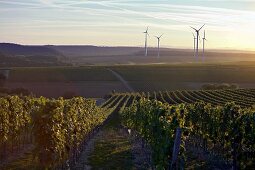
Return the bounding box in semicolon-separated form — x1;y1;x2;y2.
202;30;207;61
190;24;205;59
192;32;196;57
155;34;163;58
143;27;149;56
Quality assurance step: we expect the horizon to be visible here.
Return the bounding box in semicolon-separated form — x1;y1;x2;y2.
2;42;255;54
1;0;255;51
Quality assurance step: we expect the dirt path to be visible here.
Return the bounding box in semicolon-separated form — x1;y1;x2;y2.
75;111;132;169
107;69;135;92
75;109;152;169
75;131;103;170
87;127;132;169
1;144;35;169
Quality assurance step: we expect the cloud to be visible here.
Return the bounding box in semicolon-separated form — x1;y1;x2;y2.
91;1;255;30
2;0;254;32
0;0;255;49
0;0;40;7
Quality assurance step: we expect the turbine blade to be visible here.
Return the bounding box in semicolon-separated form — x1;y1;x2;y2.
159;34;164;38
198;24;205;31
190;26;197;31
146;26;149;32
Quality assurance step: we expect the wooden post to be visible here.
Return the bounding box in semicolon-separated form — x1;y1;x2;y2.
170;127;182;170
232;142;237;170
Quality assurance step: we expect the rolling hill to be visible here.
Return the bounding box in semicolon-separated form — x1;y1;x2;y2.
1;43;255;67
0;43;67;66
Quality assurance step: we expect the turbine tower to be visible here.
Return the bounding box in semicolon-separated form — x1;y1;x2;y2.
143;27;149;56
192;32;196;57
202;30;207;61
190;24;205;59
155;34;163;58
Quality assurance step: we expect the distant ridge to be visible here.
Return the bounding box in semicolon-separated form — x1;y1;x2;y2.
0;43;67;67
0;43;65;59
1;43;254;58
1;43;255;67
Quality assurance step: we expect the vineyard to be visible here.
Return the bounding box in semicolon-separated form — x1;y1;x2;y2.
111;88;255;108
101;88;255;169
0;96;118;169
0;88;255;169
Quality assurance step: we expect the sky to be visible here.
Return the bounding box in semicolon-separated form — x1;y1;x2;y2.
1;0;255;50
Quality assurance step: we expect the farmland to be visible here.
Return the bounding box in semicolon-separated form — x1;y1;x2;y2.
1;62;255;169
4;62;255;98
1;88;255;169
2;0;255;169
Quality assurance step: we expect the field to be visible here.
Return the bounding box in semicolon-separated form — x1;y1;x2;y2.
1;88;255;169
2;0;255;169
113;88;255;108
5;62;255;98
5;67;122;97
1;62;255;169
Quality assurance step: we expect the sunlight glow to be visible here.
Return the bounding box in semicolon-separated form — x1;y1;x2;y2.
0;0;255;50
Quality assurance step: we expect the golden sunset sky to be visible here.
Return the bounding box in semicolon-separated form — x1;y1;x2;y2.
1;0;255;50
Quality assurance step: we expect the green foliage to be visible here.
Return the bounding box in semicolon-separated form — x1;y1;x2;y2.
121;98;255;169
121;99;188;169
0;96;31;144
32;97;109;168
0;95;110;169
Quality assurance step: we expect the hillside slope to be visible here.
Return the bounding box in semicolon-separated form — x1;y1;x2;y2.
0;43;67;67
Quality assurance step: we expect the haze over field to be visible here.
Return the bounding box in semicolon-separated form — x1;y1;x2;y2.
1;0;255;97
1;43;255;67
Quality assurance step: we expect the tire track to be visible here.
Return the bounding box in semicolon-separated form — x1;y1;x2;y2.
107;69;134;92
